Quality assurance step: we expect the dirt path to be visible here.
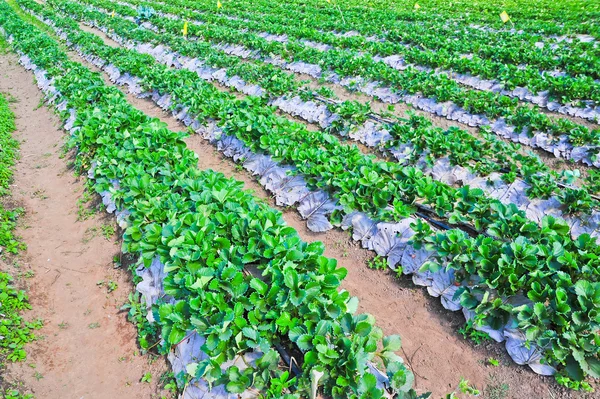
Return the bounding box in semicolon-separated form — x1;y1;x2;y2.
0;51;168;398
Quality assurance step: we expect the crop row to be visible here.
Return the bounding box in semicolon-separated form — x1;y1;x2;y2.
55;0;600;208
0;2;424;397
203;0;600;39
42;1;600;229
0;93;18;198
29;0;600;247
335;0;599;37
124;0;600;112
0;88;24;256
0;83;41;399
150;0;600;77
65;0;600;167
24;0;600;387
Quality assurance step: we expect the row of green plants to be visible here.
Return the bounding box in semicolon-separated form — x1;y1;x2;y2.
30;0;596;240
40;0;600;215
119;0;600;107
150;0;600;79
41;1;598;219
0;86;39;399
325;0;599;35
27;0;600;387
0;3;422;397
0;91;18;196
193;0;600;39
0;268;39;399
65;0;600;152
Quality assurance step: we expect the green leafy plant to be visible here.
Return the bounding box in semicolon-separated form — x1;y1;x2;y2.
106;280;118;293
0;273;42;364
487;357;499;367
141;371;152;383
457;321;491;346
0;93;40;399
458;378;480;396
121;292;160;352
367;255;388;271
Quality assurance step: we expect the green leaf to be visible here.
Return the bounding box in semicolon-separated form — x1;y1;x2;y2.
168;326;186;345
250;278;268;295
383;335;402;352
296;334;313;351
355;320;372;337
283;268;299;289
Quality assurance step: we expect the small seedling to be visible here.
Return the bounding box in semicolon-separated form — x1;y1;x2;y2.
367;255;387;271
485;377;510;399
487;357;500;367
107;280;118;293
141;372;152;384
76;191;96;221
34;97;45;110
102;224;115;240
33;372;43;381
98;279;118;293
159;371;178;394
88;322;101;329
4;93;18;103
83;226;99;243
458;321;491;345
395;267;404;278
58;321;69;330
458;378;480;396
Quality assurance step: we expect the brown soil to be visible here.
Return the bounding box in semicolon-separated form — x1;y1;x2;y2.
63;23;596;399
0;51;169;398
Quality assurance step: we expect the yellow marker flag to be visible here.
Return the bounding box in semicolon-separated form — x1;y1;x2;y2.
217;0;222;8
414;3;420;9
500;10;510;23
182;21;188;37
327;0;331;3
111;10;115;17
